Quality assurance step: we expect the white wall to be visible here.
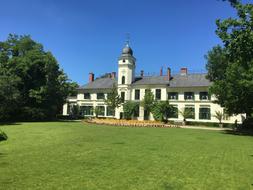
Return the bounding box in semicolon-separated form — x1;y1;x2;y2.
64;85;244;124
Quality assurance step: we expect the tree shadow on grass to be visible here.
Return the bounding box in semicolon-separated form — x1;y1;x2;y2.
0;122;21;126
0;152;7;157
221;129;253;137
0;120;81;126
57;120;82;122
0;153;7;157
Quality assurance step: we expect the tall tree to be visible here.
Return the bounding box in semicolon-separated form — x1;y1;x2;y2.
206;1;253;120
0;76;20;121
0;34;77;121
105;83;122;111
141;89;155;118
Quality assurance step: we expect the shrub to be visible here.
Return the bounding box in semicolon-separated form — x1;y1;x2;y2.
242;117;253;129
213;111;223;124
179;108;194;123
123;101;139;120
0;130;8;142
152;101;174;122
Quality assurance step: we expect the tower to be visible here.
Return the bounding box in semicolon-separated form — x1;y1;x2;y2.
118;42;136;86
116;42;136;119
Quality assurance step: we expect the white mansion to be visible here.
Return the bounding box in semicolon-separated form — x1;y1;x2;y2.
63;43;243;124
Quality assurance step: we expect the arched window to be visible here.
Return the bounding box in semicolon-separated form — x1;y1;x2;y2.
122;76;125;84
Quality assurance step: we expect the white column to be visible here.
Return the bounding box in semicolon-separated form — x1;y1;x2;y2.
139;106;144;121
104;105;107;117
63;103;68;115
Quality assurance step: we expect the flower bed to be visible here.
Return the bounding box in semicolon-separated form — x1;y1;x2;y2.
84;118;181;128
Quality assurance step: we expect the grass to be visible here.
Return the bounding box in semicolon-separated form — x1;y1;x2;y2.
0;122;252;190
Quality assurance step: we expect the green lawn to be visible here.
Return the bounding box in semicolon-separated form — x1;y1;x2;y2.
0;122;252;190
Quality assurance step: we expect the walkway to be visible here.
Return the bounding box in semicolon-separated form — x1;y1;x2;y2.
180;125;232;131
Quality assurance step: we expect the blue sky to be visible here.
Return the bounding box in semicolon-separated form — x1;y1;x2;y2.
0;0;250;84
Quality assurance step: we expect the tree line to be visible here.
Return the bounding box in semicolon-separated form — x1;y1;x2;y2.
0;34;77;121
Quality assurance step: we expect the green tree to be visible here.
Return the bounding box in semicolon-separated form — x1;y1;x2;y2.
123;101;139;120
0;76;21;121
213;111;224;127
151;100;174;122
141;89;154;119
206;1;253;121
179;108;194;125
0;34;76;121
93;106;104;118
105;83;122;115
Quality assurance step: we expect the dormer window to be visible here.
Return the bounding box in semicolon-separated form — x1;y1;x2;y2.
122;76;125;84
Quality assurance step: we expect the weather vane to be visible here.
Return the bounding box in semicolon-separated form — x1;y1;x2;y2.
126;33;130;46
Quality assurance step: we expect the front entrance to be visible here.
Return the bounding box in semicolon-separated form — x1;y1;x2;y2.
120;112;124;119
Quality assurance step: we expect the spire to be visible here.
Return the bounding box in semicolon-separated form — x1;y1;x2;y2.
121;33;133;56
125;33;130;47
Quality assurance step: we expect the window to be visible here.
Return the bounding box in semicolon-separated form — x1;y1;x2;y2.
84;93;90;99
122;76;125;84
155;89;161;100
184;92;194;100
184;106;195;119
199;92;210;100
97;93;104;99
80;106;93;116
106;106;115;116
123;59;125;63
171;105;178;118
199;107;211;120
97;106;105;116
168;92;178;100
121;92;125;102
135;89;140;100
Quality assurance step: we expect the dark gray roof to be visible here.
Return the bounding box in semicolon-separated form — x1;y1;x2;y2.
79;77;117;89
132;76;170;85
79;73;211;90
169;73;211;87
122;45;133;56
132;73;211;87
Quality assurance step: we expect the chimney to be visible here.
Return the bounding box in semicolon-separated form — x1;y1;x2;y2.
111;72;116;79
89;72;94;82
140;70;144;77
160;67;163;76
180;67;188;75
167;67;171;80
